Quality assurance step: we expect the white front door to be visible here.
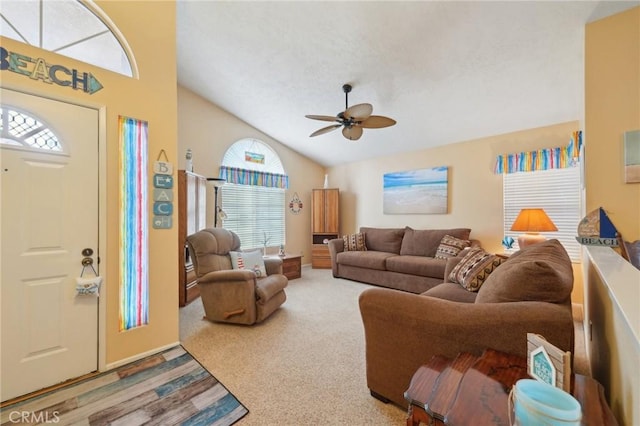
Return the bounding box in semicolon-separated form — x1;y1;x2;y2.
1;88;99;401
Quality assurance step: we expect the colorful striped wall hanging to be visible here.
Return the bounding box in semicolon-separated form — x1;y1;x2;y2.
118;116;149;331
494;131;582;174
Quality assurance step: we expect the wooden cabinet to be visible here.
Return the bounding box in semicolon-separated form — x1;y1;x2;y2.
178;170;207;306
311;188;339;269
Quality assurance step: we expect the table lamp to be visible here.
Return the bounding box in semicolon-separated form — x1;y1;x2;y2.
510;208;557;248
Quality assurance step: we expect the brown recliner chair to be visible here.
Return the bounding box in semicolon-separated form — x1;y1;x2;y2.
186;228;287;325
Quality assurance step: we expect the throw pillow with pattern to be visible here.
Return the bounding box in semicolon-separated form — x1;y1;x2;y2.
229;250;267;277
435;235;472;259
343;232;367;251
448;247;507;292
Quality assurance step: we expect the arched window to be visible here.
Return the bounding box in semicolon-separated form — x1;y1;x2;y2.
0;0;136;77
219;139;288;251
0;107;63;152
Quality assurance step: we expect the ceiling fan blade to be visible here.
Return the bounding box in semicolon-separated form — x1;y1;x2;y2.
358;115;397;129
305;114;340;122
310;124;341;137
342;126;363;141
344;103;373;120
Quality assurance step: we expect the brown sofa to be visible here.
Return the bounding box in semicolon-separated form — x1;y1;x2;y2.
328;226;478;294
359;239;575;407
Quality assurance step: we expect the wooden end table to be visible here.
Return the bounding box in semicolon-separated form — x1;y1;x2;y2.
404;348;617;426
277;253;302;280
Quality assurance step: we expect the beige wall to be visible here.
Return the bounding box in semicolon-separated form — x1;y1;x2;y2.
177;86;326;263
584;7;640;426
328;121;584;301
585;7;640;240
1;1;179;366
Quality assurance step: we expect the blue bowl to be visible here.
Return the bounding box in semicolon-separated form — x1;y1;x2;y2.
512;379;582;425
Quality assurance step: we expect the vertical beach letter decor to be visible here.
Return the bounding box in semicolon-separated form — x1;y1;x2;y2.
118;116;149;331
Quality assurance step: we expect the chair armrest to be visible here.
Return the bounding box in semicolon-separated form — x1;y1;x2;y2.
328;238;344;277
359;287;574;407
264;257;283;275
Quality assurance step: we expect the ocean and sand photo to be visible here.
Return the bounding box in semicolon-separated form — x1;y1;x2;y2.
383;166;448;214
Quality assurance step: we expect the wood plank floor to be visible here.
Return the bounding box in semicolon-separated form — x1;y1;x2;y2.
0;346;248;426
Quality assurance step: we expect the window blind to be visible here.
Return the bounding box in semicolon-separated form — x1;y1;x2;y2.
221;183;285;250
503;166;581;261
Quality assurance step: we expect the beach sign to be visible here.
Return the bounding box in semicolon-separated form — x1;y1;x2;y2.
576;207;619;247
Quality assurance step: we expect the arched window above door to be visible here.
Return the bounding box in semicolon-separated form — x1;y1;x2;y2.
0;107;62;152
0;0;136;77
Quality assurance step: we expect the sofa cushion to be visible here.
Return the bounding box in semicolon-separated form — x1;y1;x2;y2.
343;232;367;251
475;239;573;304
360;227;405;254
422;283;478;303
386;255;446;279
448;248;507;292
336;251;397;271
400;227;471;257
435;235;472;260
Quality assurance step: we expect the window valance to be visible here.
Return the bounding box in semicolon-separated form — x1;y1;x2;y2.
494;131;582;174
219;166;289;189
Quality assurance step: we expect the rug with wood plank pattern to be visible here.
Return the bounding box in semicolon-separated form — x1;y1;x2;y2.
0;345;248;425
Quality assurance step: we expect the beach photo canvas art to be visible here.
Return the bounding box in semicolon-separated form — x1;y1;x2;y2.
383;166;448;214
624;129;640;183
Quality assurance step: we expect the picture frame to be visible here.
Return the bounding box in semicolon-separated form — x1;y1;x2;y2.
383;166;448;214
624;129;640;183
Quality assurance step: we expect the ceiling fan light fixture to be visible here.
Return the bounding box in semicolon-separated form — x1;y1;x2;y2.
306;84;396;140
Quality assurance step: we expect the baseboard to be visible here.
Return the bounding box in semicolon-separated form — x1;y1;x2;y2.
104;340;181;371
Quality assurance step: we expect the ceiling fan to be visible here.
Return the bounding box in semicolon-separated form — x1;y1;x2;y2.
305;84;396;141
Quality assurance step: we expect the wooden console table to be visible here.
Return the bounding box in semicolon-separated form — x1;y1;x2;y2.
404;348;617;426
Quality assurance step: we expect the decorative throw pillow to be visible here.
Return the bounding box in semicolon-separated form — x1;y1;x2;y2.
229;250;267;277
435;235;472;260
448;248;507;292
343;232;367;251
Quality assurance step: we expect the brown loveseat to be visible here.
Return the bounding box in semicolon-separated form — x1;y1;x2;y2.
359;239;575;407
329;226;478;294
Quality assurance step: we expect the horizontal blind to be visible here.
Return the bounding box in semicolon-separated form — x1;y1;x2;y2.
221;183;285;250
503;166;581;261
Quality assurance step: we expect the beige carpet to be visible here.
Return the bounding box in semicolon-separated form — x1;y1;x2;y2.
180;267;589;425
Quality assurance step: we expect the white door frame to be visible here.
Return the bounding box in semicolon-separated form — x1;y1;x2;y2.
2;85;109;374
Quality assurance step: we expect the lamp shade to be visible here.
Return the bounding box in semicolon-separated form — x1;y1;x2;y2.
510;208;557;248
510;209;558;232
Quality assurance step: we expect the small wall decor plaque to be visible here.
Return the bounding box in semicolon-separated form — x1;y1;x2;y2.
575;207;619;247
527;333;571;392
152;149;174;229
289;192;303;214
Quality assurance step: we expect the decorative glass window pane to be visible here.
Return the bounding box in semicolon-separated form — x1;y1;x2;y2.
0;108;62;151
0;0;134;77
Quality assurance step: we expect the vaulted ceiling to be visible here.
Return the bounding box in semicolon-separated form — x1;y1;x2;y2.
177;1;638;167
